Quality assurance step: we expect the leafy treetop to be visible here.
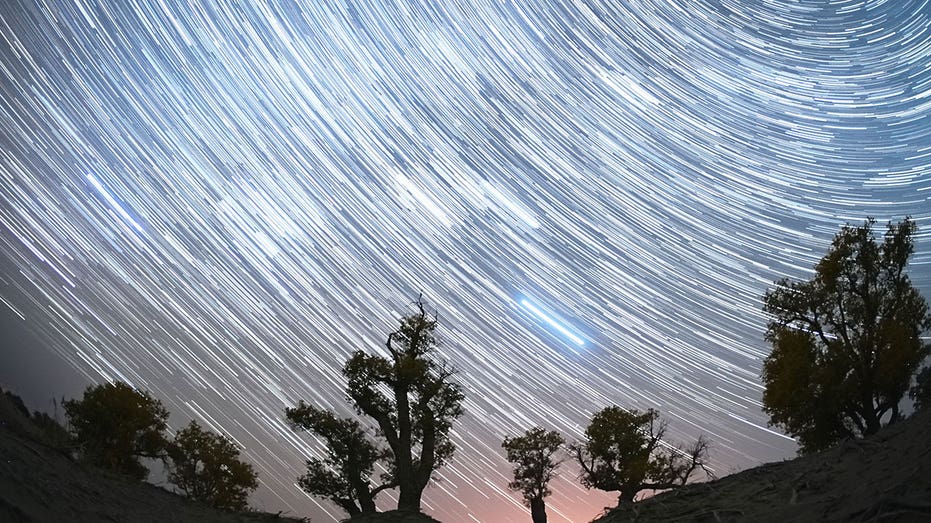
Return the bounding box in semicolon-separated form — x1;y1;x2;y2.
342;296;465;511
762;218;931;452
285;401;394;515
502;427;565;523
166;420;259;512
64;381;169;480
572;406;711;505
502;427;564;505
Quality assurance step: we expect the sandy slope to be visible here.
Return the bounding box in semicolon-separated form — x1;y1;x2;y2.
0;390;440;523
345;510;442;523
3;385;931;523
0;393;303;523
592;408;931;523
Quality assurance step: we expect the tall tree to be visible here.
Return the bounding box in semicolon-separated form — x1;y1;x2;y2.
572;406;710;506
343;296;465;512
63;381;169;480
502;427;564;523
762;218;931;452
166;420;259;511
285;401;394;515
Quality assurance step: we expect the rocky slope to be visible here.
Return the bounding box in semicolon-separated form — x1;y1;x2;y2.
3;385;930;522
0;391;303;523
592;408;931;523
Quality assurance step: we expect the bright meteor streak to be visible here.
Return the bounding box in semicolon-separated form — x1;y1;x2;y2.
521;299;585;346
87;174;144;233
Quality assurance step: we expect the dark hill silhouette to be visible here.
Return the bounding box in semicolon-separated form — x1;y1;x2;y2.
3;386;931;522
592;408;931;523
345;510;441;523
0;389;301;523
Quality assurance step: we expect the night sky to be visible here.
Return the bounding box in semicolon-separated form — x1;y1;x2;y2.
2;1;930;521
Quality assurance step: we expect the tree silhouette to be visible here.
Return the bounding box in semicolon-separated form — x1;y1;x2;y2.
63;381;169;480
343;296;465;512
166;420;258;511
572;406;710;506
502;427;564;523
285;401;394;515
910;366;931;412
762;218;931;452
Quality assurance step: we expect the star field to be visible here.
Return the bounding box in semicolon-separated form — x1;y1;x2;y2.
1;1;930;521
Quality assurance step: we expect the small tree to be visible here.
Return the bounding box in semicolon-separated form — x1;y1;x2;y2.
911;366;931;411
64;381;169;480
166;420;259;511
502;427;564;523
285;401;394;515
343;296;465;512
762;218;931;452
572;406;710;506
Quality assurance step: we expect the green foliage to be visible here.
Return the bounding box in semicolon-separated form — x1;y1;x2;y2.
502;427;564;504
762;218;931;452
911;366;931;411
285;401;393;515
63;381;169;480
342;296;465;511
572;406;710;504
502;427;564;523
166;420;258;511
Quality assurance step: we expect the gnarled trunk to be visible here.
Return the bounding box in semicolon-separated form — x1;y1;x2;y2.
618;487;637;507
398;488;423;512
358;494;376;514
530;497;547;523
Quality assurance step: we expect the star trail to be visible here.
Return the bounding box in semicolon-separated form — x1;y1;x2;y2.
2;1;930;521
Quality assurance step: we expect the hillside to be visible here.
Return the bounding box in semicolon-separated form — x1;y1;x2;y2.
593;408;931;523
3;385;930;522
0;391;303;523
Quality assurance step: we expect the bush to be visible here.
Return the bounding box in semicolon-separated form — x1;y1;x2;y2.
167;420;258;511
64;381;169;480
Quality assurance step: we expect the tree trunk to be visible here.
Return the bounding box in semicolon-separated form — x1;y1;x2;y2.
395;380;415;511
862;399;881;436
339;500;361;516
618;488;636;507
398;488;423;512
359;494;376;514
530;497;547;523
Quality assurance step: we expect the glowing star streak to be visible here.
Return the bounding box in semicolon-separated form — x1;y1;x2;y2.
521;299;585;346
87;174;144;233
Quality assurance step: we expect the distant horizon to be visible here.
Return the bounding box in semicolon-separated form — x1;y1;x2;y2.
2;1;930;521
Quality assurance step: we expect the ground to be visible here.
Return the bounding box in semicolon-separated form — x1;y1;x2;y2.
592;408;931;523
0;391;304;523
344;510;442;523
3;387;930;522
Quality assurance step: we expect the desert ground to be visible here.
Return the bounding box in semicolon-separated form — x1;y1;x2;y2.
2;388;930;522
